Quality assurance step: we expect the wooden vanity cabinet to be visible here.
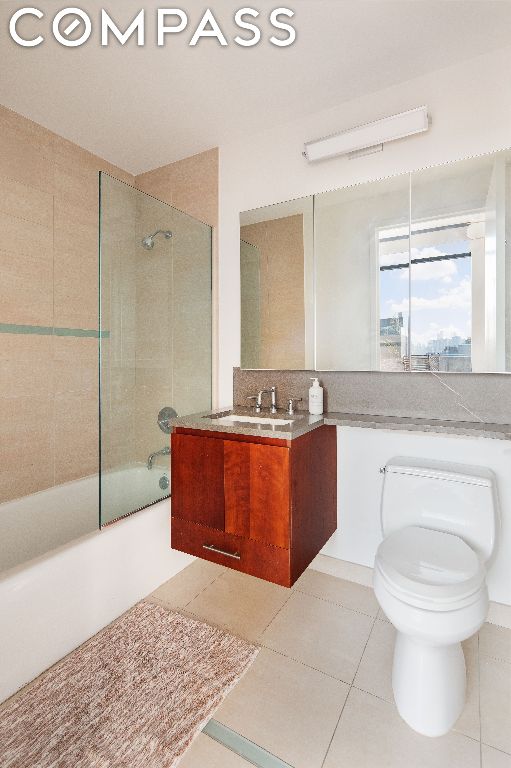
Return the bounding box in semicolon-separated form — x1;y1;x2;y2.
171;426;337;587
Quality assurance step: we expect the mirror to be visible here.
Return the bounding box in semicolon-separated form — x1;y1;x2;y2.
240;149;511;372
240;196;314;369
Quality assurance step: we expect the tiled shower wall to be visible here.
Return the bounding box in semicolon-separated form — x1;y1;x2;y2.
0;105;134;503
134;149;218;465
0;104;218;504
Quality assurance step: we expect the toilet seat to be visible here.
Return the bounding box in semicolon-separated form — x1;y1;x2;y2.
375;526;485;611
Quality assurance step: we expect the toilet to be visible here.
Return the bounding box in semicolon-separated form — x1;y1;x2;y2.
373;457;499;738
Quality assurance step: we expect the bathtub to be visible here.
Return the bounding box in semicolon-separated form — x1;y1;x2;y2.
0;491;192;702
0;463;170;572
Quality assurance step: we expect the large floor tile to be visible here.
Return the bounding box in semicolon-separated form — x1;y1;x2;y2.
455;635;481;741
482;746;511;768
186;569;291;641
480;656;511;753
179;733;252;767
479;623;511;663
215;648;349;768
293;569;379;617
353;618;395;702
148;559;225;609
323;687;481;768
261;591;373;682
352;623;480;741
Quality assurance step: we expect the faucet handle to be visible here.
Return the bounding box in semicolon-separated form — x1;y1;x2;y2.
287;397;302;415
247;394;261;412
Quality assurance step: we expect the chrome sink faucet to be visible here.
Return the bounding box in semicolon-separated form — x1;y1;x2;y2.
247;386;277;413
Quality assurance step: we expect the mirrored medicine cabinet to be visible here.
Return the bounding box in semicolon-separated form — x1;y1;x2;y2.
240;149;511;373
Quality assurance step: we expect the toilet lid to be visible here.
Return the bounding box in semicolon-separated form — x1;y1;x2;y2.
375;526;485;607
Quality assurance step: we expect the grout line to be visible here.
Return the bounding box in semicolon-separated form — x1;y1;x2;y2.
256;588;295;639
183;568;227;609
320;611;379;768
294;587;378;619
257;643;354;685
477;633;483;768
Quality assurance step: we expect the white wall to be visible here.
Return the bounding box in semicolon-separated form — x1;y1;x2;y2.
322;427;511;606
217;45;511;610
0;503;192;702
218;44;511;404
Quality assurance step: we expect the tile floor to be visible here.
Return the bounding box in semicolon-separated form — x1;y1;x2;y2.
148;558;511;768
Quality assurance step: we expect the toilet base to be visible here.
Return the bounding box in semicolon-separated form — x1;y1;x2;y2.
392;632;466;737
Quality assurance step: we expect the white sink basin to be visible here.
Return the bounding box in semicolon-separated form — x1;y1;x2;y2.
215;414;293;426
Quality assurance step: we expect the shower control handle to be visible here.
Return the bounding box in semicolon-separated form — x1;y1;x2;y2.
202;544;241;560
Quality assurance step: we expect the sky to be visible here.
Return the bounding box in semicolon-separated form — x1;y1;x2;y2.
380;237;472;354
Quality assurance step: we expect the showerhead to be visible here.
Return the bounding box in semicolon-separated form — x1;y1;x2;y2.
141;230;173;250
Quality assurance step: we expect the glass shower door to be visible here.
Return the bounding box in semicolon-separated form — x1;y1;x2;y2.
99;173;212;526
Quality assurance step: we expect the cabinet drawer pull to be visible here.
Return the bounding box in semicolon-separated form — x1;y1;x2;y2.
203;543;241;560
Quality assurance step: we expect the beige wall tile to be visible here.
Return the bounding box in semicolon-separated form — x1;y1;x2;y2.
53;338;98;396
0;177;53;228
54;392;98;485
0;123;53;194
135;148;218;227
241;215;305;369
0;334;53;361
0;357;53;399
53;202;98;328
0;211;53;260
54;165;98;222
0;396;54;502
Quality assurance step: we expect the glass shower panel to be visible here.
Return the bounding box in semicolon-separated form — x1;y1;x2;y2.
99;174;212;526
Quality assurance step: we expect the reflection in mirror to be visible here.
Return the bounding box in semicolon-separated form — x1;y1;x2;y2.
240;148;511;373
409;153;510;373
315;174;410;371
240;197;314;369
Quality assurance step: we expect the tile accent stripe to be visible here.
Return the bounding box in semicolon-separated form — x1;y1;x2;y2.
203;719;293;768
0;323;109;338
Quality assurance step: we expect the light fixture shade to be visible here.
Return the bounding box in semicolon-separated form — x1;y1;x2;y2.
303;106;429;162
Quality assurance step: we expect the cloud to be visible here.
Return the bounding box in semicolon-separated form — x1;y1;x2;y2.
381;247;459;283
390;277;471;313
404;257;457;284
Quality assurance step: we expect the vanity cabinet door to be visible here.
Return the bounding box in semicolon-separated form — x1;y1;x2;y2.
223;440;290;549
171;433;225;529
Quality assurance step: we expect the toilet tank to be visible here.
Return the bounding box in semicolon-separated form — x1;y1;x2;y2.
381;457;499;562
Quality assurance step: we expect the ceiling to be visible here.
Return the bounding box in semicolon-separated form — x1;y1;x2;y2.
1;0;510;174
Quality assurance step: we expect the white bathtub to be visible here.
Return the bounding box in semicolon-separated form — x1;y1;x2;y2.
0;498;192;702
0;464;170;572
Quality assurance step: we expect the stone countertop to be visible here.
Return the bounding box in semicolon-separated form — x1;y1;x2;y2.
324;412;511;440
170;408;324;440
171;408;511;441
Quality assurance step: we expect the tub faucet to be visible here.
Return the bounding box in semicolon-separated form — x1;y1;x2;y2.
147;445;170;470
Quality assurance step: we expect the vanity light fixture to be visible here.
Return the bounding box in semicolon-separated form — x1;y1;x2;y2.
303;106;430;162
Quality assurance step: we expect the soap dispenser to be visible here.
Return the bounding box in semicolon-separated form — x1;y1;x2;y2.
308;377;324;415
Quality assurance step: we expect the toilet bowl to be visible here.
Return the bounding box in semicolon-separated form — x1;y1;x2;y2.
373;459;499;737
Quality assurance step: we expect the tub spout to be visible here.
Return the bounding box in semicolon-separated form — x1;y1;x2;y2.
147;446;170;470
